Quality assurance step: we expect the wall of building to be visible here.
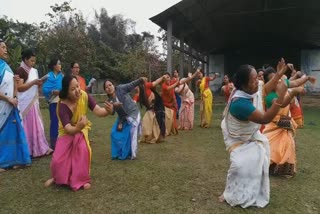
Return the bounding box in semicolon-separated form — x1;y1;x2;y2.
301;49;320;94
209;54;224;93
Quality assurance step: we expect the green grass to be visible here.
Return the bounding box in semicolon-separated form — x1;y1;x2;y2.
1;100;320;214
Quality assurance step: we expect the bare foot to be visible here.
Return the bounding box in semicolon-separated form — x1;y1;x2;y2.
218;194;225;203
44;178;55;187
83;183;91;190
0;168;6;173
116;123;123;131
13;165;23;169
45;149;54;156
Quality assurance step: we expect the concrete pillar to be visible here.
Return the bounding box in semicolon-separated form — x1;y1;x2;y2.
188;46;192;73
167;20;173;74
179;38;184;77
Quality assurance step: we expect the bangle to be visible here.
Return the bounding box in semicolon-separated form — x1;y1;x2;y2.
273;100;282;107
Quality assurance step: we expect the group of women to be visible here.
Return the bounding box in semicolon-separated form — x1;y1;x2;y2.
1;38;317;208
1;39;222;191
220;58;316;208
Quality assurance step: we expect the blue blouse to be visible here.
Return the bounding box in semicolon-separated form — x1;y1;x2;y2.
230;97;256;121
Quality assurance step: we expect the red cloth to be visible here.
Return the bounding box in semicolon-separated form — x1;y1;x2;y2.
77;75;87;91
161;82;176;109
145;82;153;98
204;77;210;89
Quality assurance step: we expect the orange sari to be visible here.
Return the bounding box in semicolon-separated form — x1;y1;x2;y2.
263;105;298;176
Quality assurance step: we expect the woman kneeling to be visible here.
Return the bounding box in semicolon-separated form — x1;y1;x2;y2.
45;75;112;191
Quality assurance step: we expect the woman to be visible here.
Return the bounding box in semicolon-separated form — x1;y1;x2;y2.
0;39;31;172
16;49;53;157
263;66;316;177
197;68;218;128
42;59;63;150
220;64;288;208
221;74;234;103
161;73;180;135
172;69;181;118
70;62;87;91
104;77;146;160
139;75;166;143
289;69;304;128
45;75;113;191
175;71;199;130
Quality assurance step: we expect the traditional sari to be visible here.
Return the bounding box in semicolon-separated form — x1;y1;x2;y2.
140;85;165;144
221;90;270;208
17;62;50;157
161;82;178;135
177;83;194;130
290;96;304;128
253;81;266;132
199;77;212;127
109;79;143;160
50;91;92;191
263;102;298;176
0;59;31;168
42;71;63;149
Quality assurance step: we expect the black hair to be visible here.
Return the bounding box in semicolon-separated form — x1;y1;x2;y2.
257;68;264;73
198;68;204;75
233;65;255;90
59;75;78;99
164;72;171;77
103;79;116;97
21;49;36;62
48;58;60;70
70;62;78;68
138;84;150;109
263;67;276;83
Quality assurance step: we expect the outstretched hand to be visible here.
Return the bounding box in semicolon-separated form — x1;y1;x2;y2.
104;101;114;113
308;76;317;85
275;79;287;99
141;77;148;82
276;58;288;76
287;63;294;71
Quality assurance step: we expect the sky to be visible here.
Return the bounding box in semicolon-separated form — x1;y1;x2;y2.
0;0;181;51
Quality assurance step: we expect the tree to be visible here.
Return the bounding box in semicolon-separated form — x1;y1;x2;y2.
37;1;95;76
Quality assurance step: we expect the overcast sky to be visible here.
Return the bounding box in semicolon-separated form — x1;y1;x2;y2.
0;0;181;51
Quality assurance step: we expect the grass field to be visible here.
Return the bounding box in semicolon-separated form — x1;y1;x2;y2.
1;97;320;214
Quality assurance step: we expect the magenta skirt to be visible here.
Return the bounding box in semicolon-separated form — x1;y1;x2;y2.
50;133;90;191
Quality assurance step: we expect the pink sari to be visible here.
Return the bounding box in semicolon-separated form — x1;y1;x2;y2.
178;83;194;130
17;66;50;157
50;91;92;190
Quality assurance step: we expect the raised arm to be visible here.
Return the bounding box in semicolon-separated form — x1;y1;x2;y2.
264;58;288;95
151;75;165;87
92;101;114;117
179;71;199;85
208;73;219;81
289;74;316;88
166;79;179;91
120;77;146;94
248;80;287;124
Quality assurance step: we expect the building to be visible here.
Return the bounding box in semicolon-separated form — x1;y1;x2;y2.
150;0;320;93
